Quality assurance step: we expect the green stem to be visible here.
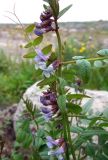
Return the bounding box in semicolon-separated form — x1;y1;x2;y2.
66;115;77;160
68;115;107;121
62;57;108;65
55;20;62;60
55;19;76;160
55;20;69;160
63;113;70;160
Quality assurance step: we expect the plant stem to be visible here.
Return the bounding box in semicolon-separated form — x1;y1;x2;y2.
62;57;108;65
55;20;69;160
66;115;77;160
63;113;70;160
55;19;76;160
55;20;62;61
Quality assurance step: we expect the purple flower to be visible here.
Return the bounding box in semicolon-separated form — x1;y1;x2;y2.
40;91;57;106
40;91;59;120
46;136;66;160
42;60;61;77
42;64;54;78
34;28;46;36
41;107;53;121
41;105;59;121
34;26;53;36
35;62;46;70
34;8;55;36
34;49;61;77
40;10;52;21
35;48;49;62
36;20;52;28
34;48;50;70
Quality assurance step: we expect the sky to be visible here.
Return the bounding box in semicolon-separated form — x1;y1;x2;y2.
0;0;108;23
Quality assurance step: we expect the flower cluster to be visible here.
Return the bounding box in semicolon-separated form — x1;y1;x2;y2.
34;8;55;36
34;48;60;77
46;136;66;160
40;91;60;121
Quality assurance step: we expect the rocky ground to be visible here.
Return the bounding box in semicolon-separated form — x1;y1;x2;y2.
1;21;108;57
0;82;108;157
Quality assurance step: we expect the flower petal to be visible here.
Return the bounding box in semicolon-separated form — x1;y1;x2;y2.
34;28;44;36
35;62;46;70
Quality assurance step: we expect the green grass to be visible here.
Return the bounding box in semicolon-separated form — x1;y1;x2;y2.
0;49;39;106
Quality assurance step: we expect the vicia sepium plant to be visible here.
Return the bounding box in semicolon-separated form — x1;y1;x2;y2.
13;1;108;160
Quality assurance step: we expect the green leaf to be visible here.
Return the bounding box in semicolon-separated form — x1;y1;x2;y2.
82;129;108;137
70;126;84;133
22;134;32;148
72;56;85;60
103;59;108;64
98;134;108;145
82;98;94;114
99;123;108;127
37;76;56;88
20;120;30;131
89;117;100;127
48;0;59;18
67;93;90;101
94;60;103;68
16;131;26;143
103;108;108;119
58;77;67;92
57;95;66;112
73;129;108;150
40;151;49;159
42;44;52;55
74;137;88;150
62;67;74;81
76;59;91;83
25;23;35;33
23;51;36;58
67;103;82;114
58;4;72;19
103;143;108;156
24;42;33;48
86;143;95;156
97;49;108;56
48;52;57;63
37;129;45;138
33;36;43;46
12;153;23;160
95;153;108;160
35;137;45;149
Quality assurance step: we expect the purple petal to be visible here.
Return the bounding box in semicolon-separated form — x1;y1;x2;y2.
41;107;50;114
48;146;64;155
43;64;54;77
34;28;44;36
46;136;58;146
35;48;49;61
54;146;65;155
50;93;56;103
57;155;64;160
35;62;46;70
34;55;42;62
40;96;51;106
43;112;53;121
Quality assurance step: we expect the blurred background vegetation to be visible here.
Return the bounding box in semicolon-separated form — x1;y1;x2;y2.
0;22;108;107
0;49;38;106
